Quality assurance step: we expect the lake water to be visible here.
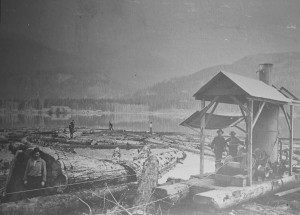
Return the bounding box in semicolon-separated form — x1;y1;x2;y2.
0;112;299;138
158;152;215;184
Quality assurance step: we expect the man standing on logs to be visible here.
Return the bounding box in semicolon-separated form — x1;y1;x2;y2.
109;121;114;131
226;131;244;160
23;147;47;198
69;120;75;139
211;129;226;168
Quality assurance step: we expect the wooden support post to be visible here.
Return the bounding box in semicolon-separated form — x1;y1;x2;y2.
200;99;205;176
279;139;282;161
280;105;291;132
289;105;294;176
253;101;265;128
247;99;253;186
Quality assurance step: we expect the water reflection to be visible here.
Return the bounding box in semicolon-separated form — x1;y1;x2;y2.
0;112;191;133
0;113;298;138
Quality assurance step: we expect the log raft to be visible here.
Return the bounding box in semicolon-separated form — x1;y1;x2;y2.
193;174;300;210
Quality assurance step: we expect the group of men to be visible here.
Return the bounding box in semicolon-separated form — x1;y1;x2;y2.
211;129;244;167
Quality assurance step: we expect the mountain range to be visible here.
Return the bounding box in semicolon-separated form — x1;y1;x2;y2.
0;32;126;99
131;52;300;110
1;31;300;110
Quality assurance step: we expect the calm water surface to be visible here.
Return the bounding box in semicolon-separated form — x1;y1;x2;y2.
0;112;298;138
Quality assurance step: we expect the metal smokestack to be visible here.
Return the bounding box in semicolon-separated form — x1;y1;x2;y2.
258;63;273;85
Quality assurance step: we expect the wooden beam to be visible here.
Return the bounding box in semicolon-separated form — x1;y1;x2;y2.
280;105;292;132
200;99;205;177
202;96;219;113
247;99;253;186
234;125;246;133
230;117;244;128
252;102;265;128
251;97;287;106
205;102;219;128
289;105;294;176
239;105;248;131
230;96;250;115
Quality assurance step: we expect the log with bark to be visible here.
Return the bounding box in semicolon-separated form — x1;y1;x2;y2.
154;183;190;209
130;155;159;215
3;139;185;203
3;143;134;202
193;174;300;210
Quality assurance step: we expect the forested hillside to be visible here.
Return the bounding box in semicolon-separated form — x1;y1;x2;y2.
130;52;300;111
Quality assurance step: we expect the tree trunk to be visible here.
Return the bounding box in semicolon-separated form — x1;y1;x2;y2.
130;155;159;215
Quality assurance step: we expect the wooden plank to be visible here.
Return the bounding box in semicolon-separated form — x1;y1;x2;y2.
275;187;300;197
289;105;294;176
247;99;253;186
252;101;265;128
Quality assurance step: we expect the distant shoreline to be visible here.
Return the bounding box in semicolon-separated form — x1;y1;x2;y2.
1;108;299;117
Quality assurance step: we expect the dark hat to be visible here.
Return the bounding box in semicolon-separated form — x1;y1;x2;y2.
217;129;224;134
230;131;236;135
32;147;40;154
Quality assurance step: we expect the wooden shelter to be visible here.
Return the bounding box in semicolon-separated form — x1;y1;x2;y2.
183;64;300;186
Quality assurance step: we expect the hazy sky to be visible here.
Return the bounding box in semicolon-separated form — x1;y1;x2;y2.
2;0;300;84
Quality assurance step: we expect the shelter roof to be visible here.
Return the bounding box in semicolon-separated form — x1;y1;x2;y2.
180;110;242;130
193;71;291;104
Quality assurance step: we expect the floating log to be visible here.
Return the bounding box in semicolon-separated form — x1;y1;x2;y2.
154;183;189;208
193;174;300;210
3;144;134;202
3;139;185;202
0;183;137;215
275;186;300;197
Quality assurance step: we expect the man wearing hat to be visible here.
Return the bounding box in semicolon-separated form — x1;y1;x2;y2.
69;120;75;139
226;131;243;159
23;147;47;197
211;129;226;167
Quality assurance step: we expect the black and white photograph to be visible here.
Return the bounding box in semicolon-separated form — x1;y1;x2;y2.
1;0;300;214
